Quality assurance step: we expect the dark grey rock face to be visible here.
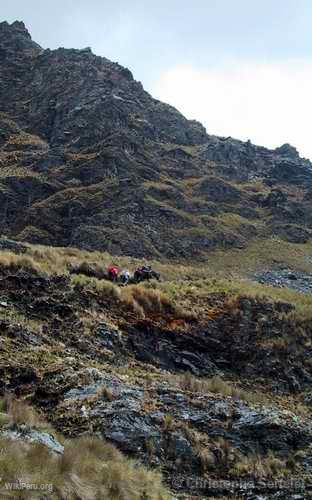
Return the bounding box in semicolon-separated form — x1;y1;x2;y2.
0;427;64;454
55;369;312;497
1;21;312;257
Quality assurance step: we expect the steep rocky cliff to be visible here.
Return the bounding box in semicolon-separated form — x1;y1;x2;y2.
1;20;312;258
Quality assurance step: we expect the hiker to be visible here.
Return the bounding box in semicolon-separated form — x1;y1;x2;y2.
119;269;130;285
107;264;119;282
141;265;151;273
134;264;155;282
137;265;151;275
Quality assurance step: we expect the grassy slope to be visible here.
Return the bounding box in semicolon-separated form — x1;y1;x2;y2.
18;236;312;294
0;242;311;498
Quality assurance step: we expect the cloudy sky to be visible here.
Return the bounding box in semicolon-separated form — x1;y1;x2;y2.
3;1;312;158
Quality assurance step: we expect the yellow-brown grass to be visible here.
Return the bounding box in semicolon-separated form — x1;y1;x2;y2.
231;451;290;479
0;251;43;275
121;286;176;317
2;237;312;321
177;373;268;405
0;397;171;500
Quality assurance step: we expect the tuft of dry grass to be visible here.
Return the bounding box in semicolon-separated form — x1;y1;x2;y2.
0;398;171;500
177;372;268;405
2;394;49;430
163;414;176;432
0;435;171;499
96;385;115;402
196;447;216;472
0;251;43;275
71;274;121;302
121;286;176;317
68;261;106;280
231;450;289;479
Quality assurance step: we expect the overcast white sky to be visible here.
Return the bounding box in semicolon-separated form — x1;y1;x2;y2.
2;1;312;158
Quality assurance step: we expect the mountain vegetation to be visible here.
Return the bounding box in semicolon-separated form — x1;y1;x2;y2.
0;21;311;499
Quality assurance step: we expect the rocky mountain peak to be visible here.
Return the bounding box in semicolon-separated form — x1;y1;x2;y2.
275;142;300;159
0;22;311;256
0;20;42;54
0;20;30;37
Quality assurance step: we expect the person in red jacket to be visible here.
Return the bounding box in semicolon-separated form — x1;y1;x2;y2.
107;264;119;282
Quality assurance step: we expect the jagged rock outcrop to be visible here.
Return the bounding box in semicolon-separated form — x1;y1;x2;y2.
1;21;312;257
0;259;310;498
